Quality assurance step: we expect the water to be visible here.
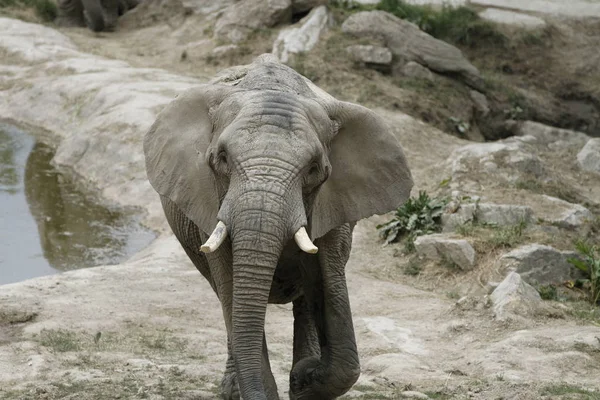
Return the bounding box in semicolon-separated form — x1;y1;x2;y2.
0;122;155;285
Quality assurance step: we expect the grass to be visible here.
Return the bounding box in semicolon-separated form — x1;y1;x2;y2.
329;0;506;48
39;329;81;353
376;0;506;47
0;0;57;21
456;220;528;254
541;383;600;398
537;284;559;301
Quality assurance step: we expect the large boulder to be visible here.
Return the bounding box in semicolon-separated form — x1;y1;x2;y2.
577;138;600;174
540;195;594;228
346;44;393;67
341;10;484;90
272;5;331;63
490;272;543;320
215;0;292;43
442;203;533;232
513;120;590;148
497;244;585;286
414;234;476;270
447;137;544;188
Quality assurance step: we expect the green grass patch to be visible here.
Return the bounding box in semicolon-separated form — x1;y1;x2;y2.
376;0;506;47
457;220;528;253
537;284;559;301
541;383;600;398
0;0;57;21
39;329;81;353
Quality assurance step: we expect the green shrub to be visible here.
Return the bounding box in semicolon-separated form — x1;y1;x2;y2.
0;0;57;22
568;239;600;305
33;0;57;22
377;191;448;246
376;0;506;47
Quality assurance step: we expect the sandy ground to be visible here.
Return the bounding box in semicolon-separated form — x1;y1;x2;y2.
1;4;600;399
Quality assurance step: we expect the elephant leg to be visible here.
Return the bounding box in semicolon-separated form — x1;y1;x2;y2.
99;0;120;31
79;0;105;31
289;224;360;400
56;0;85;27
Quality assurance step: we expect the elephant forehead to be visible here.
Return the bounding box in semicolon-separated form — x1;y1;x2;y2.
233;91;333;137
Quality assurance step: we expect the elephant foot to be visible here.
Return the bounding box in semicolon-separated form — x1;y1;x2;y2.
221;370;240;400
289;356;359;400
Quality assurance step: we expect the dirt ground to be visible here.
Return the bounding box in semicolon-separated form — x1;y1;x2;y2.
1;1;600;399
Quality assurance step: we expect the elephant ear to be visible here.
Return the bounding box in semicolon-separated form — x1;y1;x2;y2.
144;84;236;235
310;101;414;239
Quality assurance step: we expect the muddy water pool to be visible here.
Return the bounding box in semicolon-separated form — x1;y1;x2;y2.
0;122;155;285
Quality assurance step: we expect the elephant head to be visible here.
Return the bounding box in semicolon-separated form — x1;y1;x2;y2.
144;54;413;399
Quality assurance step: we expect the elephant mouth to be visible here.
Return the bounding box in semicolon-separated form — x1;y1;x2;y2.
200;221;318;254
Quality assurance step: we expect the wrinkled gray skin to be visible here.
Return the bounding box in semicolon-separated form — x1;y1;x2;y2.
56;0;139;32
144;54;413;400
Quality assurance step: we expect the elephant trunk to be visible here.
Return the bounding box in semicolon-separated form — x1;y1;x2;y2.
228;182;302;399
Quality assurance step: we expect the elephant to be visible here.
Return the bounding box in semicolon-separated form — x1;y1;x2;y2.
56;0;140;32
143;53;413;400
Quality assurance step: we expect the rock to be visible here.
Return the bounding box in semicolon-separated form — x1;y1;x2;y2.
448;138;544;183
211;44;239;58
442;204;477;232
291;0;326;14
119;0;190;30
272;5;331;63
541;195;594;228
515;121;590;147
414;234;476;270
181;39;213;61
346;44;392;67
401;61;434;81
479;8;546;29
497;244;584;286
442;202;533;232
470;90;490;116
401;391;430;399
490;272;542;320
341;11;484;90
215;0;292;43
476;203;533;227
577;138;600;174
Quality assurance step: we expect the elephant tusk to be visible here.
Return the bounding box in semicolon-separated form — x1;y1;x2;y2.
294;227;318;254
201;221;228;253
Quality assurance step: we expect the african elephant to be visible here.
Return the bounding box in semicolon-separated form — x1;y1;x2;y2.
56;0;140;32
144;53;413;400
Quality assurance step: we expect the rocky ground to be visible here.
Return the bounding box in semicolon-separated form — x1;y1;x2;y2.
1;1;600;399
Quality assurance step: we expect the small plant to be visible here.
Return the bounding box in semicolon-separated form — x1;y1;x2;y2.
403;258;423;276
487;220;527;249
377;191;448;247
537;284;558;301
449;116;470;136
568;239;600;305
39;329;81;352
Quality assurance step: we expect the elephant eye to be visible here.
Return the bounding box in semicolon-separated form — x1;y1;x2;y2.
218;151;228;165
308;163;319;176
